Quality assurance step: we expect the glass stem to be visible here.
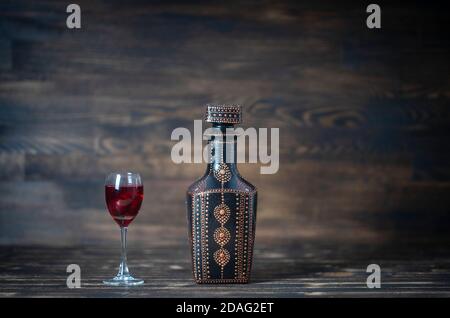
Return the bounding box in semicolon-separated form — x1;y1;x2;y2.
118;226;130;277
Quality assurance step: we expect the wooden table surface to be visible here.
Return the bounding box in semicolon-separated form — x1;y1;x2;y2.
1;242;450;297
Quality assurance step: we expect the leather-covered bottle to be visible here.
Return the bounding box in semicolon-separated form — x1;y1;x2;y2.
186;104;257;283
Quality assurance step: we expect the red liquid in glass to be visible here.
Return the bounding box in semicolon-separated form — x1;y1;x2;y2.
105;185;143;227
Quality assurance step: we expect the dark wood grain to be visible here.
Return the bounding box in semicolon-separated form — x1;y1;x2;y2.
1;242;450;297
1;0;450;249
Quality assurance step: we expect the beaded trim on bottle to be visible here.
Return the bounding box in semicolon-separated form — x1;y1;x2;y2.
212;146;232;278
205;104;241;124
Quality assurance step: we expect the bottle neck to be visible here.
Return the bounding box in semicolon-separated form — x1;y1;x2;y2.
205;124;239;175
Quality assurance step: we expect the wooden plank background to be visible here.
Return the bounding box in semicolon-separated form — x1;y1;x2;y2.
0;0;450;250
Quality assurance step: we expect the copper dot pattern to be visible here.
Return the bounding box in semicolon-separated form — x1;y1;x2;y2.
214;227;231;246
213;203;231;224
213;163;232;183
214;248;230;267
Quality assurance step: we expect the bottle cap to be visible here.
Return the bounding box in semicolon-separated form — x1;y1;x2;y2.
205;104;241;124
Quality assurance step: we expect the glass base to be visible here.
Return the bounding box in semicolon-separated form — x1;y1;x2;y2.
103;275;144;286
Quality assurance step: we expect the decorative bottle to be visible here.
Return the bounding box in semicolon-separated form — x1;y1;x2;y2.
186;104;257;283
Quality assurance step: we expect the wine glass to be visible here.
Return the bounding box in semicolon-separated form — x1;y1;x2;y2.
103;172;144;286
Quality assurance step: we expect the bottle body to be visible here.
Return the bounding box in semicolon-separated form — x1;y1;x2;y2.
186;111;257;284
186;168;257;283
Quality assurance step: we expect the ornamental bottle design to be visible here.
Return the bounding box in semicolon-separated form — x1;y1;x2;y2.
186;104;257;284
